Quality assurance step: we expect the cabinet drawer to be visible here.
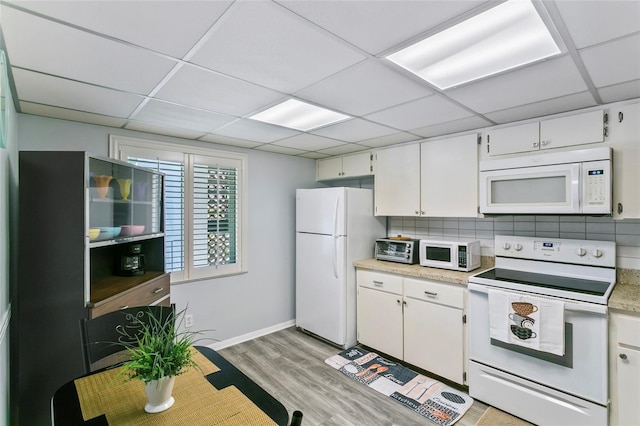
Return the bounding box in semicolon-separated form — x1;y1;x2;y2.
357;270;403;294
90;273;170;318
404;277;463;309
614;313;640;346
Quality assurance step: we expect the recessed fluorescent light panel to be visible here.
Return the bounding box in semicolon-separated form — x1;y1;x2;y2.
386;0;562;89
249;99;350;131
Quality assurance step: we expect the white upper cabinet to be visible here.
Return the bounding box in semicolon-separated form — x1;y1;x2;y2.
374;144;421;216
420;134;478;217
607;102;640;219
487;110;605;157
316;151;372;181
487;122;540;156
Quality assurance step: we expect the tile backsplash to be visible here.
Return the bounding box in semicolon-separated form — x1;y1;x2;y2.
388;216;640;270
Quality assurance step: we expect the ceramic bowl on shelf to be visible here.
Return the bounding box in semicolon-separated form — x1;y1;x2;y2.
89;228;100;241
120;225;145;236
99;226;121;239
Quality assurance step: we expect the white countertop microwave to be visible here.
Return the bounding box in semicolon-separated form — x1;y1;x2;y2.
479;147;612;215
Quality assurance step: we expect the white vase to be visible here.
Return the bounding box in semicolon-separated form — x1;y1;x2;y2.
144;376;176;413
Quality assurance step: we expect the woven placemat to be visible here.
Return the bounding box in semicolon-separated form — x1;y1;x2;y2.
74;348;275;425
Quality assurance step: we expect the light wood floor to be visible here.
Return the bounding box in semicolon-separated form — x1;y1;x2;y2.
218;326;490;425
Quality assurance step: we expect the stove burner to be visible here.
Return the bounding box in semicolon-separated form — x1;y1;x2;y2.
476;268;610;296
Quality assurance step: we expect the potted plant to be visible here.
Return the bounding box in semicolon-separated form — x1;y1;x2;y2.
118;307;200;413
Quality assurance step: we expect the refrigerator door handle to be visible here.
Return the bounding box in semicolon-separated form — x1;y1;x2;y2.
332;195;339;278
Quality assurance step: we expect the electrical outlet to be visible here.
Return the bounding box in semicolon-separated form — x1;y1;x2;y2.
185;314;193;328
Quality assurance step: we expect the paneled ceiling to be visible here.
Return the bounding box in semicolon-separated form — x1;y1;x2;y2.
1;0;639;158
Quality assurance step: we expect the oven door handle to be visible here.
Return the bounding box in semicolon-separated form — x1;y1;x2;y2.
468;283;608;315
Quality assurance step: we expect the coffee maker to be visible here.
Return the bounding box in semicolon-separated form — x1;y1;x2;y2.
118;243;145;276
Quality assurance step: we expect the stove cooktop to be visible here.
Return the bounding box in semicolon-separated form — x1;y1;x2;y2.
474;268;611;297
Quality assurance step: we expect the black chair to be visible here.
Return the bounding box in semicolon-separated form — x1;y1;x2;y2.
79;305;175;373
289;410;303;425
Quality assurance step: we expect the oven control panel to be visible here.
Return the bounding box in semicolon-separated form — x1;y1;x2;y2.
495;235;615;267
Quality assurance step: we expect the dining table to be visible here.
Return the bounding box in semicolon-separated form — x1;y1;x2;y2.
51;345;290;425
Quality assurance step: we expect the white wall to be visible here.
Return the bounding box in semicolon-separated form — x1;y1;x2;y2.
17;114;319;346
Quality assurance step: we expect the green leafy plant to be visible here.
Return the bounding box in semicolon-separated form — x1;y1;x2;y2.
118;307;201;384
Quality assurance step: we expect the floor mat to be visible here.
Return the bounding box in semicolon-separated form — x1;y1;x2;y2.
325;347;473;426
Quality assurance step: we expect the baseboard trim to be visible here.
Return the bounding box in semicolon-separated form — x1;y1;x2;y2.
207;319;295;350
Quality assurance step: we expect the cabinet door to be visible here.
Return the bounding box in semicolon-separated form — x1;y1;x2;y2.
374;144;421;216
421;134;478;217
487;122;540;156
316;157;343;181
404;297;464;384
540;110;604;150
615;344;640;426
608;102;640;219
357;286;403;359
342;152;372;178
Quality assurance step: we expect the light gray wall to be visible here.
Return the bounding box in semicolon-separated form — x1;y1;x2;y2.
2;66;19;426
17;114;319;345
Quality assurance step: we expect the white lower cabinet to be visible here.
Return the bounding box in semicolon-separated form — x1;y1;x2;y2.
356;269;467;385
609;310;640;426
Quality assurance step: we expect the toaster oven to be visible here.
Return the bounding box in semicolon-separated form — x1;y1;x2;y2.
375;238;420;264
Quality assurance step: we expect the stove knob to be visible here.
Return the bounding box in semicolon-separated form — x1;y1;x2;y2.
575;248;586;257
591;249;603;258
502;242;511;250
514;244;523;251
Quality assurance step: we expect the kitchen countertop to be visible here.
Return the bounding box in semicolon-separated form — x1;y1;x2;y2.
610;268;640;313
354;258;640;314
353;257;495;285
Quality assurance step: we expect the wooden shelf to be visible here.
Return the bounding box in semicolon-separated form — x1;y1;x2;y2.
89;271;165;305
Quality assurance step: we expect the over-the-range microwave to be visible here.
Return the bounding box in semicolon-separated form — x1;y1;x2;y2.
419;239;481;272
479;147;612;215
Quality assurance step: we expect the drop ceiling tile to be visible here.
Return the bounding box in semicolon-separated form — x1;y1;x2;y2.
554;0;640;49
1;7;177;94
311;118;400;142
6;1;233;58
13;68;144;117
199;134;263;149
124;120;207;140
365;94;473;131
296;59;432;116
317;144;371;156
299;152;331;159
484;92;597;124
580;34;640;88
212;119;300;143
273;134;345;151
358;132;420;148
278;0;487;55
256;144;306;156
189;1;366;93
445;56;588;114
154;64;285;117
412;116;492;138
19;101;128;128
597;79;640;104
133;99;236;133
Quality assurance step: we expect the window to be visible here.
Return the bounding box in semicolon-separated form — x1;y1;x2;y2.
109;135;247;282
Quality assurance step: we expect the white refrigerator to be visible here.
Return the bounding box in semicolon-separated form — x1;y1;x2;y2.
295;187;385;348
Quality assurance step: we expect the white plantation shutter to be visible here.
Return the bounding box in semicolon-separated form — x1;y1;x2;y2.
128;156;185;274
110;136;247;282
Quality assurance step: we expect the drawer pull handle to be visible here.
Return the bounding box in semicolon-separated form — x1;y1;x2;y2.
153;287;164;294
373;280;383;287
424;291;438;297
119;305;129;310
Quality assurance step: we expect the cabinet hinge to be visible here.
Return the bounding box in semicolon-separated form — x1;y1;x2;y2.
486;134;490;153
463;372;467;382
462;314;467;324
370;165;373;172
370;153;374;161
618;111;624;123
477;135;481;145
